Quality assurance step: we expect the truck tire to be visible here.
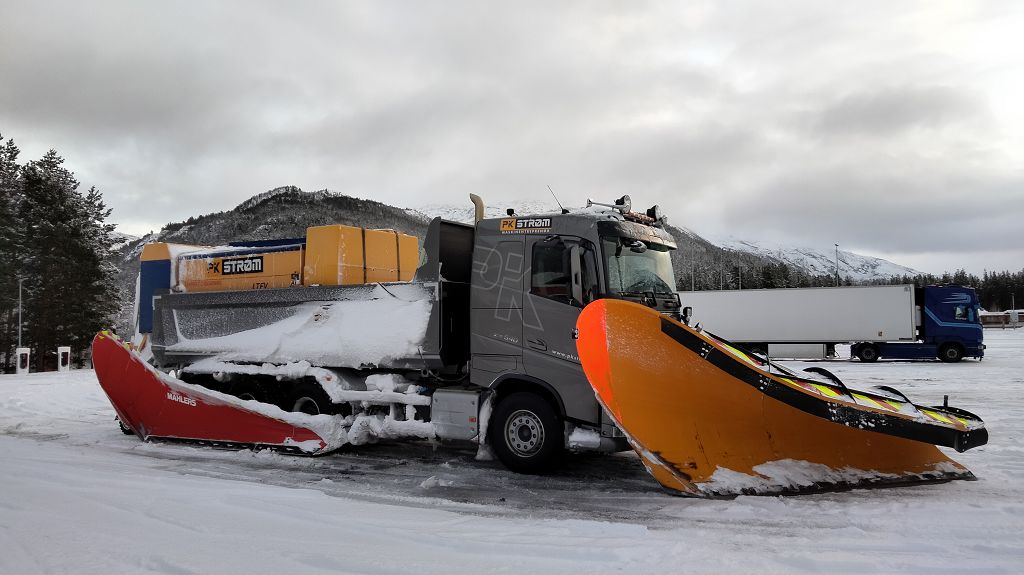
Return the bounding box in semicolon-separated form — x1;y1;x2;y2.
488;392;563;474
856;344;880;363
938;343;964;363
285;381;339;415
230;380;269;404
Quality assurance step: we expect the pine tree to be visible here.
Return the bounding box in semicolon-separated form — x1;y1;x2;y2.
17;150;120;370
0;133;22;370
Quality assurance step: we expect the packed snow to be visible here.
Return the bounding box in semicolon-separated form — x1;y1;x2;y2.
168;284;433;368
2;330;1023;573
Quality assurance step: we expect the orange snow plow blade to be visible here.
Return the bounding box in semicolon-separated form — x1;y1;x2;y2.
575;299;987;496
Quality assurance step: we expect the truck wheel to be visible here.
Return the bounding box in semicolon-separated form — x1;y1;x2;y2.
938;343;964;363
230;380;268;403
488;392;563;474
857;344;880;363
286;381;339;415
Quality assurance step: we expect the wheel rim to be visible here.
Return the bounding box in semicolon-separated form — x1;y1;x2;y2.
945;347;960;360
505;409;545;457
292;397;321;415
862;347;877;360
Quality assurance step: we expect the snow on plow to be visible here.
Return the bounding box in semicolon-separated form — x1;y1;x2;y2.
575;299;988;497
92;331;343;454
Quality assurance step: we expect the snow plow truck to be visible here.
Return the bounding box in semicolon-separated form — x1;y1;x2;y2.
94;195;987;496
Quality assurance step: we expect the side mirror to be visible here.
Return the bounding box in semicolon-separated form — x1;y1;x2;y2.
569;245;584;305
627;240;647;253
682;306;693;326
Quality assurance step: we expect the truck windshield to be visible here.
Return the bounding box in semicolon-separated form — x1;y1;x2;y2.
602;237;676;295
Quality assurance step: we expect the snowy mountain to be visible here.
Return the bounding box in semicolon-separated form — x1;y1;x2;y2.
109;231;139;251
713;237;921;282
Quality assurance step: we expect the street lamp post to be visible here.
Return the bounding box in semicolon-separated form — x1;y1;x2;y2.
834;243;840;286
18;277;24;348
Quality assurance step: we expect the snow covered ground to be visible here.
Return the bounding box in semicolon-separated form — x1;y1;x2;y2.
2;330;1023;574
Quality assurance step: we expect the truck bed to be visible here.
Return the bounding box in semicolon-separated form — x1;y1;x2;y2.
150;282;452;371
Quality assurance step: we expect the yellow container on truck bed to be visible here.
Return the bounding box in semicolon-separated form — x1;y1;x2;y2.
177;243;304;293
302;224;366;286
364;229;419;283
139;226;419;294
304;225;418;285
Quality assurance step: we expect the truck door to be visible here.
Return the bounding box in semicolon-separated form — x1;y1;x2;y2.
522;235;601;423
469;236;525;387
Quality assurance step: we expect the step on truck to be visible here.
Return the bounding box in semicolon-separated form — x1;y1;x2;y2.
680;285;985;362
94;195;987;496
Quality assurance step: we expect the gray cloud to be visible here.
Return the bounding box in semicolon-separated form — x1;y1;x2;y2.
1;0;1021;274
730;161;1022;253
811;86;987;138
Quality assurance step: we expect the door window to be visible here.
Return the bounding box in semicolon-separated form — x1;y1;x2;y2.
531;240;570;303
530;237;600;306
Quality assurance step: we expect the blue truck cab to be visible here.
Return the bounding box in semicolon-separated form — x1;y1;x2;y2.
853;285;985;362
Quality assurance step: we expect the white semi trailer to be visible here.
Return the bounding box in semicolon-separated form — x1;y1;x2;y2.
679;284;985;362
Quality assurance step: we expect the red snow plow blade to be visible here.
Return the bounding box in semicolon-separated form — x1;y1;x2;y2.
92;331;334;454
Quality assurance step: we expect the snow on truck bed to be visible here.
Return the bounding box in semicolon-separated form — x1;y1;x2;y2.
3;331;1024;574
167;284;434;367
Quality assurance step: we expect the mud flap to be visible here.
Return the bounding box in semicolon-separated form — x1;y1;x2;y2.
575;300;985;497
92;332;335;454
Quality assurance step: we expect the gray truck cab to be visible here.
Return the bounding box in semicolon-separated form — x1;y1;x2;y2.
426;196;680;471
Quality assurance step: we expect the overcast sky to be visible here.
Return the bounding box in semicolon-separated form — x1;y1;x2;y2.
1;1;1021;274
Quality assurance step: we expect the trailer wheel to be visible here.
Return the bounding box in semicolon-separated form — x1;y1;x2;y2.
938;343;964;363
116;417;135;435
856;344;880;363
488;392;563;474
286;382;339;416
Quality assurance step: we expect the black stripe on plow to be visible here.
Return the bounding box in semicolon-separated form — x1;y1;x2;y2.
659;318;987;453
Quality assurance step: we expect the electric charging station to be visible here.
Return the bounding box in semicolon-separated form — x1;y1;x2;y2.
15;347;30;375
57;346;71;372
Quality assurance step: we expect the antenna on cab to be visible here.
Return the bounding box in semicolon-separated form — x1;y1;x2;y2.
548;185;569;214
